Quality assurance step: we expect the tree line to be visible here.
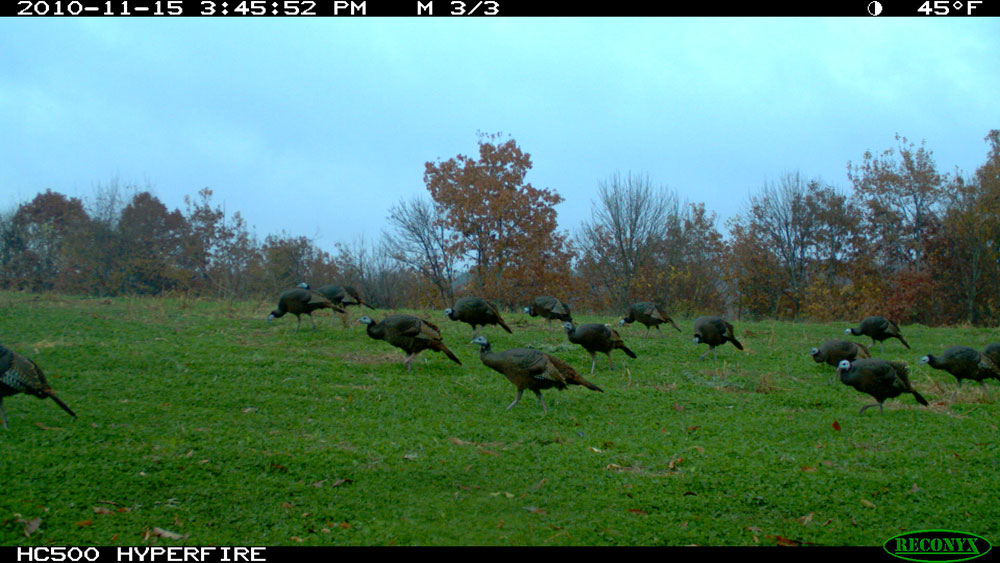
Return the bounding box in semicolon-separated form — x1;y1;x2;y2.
2;130;998;326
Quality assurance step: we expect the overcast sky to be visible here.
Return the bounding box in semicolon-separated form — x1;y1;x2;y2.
1;17;998;252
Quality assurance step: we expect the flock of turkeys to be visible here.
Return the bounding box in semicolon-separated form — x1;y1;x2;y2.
3;293;999;427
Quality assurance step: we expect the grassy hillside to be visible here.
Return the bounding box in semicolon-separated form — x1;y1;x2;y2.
1;292;997;546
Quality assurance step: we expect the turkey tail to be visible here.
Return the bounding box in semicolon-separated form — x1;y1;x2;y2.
572;375;603;393
435;343;462;366
897;335;911;350
855;342;872;359
498;318;513;334
620;345;638;359
669;319;681;332
46;391;77;419
980;353;999;375
730;337;744;351
911;390;929;406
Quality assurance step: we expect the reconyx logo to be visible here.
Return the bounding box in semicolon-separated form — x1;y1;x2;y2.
884;530;992;562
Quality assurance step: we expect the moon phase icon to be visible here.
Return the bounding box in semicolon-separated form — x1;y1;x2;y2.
867;1;883;15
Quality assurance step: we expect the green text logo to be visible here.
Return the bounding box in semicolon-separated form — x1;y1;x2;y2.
885;530;992;563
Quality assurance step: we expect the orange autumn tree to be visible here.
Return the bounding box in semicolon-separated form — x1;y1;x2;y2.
423;133;573;306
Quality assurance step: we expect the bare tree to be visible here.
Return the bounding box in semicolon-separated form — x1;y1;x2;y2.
577;172;676;309
383;196;458;307
335;235;414;309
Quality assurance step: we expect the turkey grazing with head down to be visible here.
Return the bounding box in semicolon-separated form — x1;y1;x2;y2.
1;344;77;429
358;315;461;372
298;283;374;327
268;288;345;332
563;322;637;374
811;339;871;367
845;316;910;353
921;345;999;397
692;316;743;360
445;297;512;336
471;336;602;413
523;296;573;325
837;358;929;414
313;284;375;310
618;302;681;337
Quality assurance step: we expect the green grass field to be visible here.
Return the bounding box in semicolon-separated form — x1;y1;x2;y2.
1;292;998;546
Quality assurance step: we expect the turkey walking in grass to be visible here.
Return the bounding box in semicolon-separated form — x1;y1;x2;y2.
470;336;601;413
618;302;681;337
563;321;637;374
845;316;910;353
921;345;998;399
445;297;513;336
359;315;461;372
693;316;743;360
837;358;929;415
811;339;871;367
268;288;345;332
1;344;77;429
523;296;573;325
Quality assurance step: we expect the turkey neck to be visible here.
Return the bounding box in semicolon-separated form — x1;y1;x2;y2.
366;322;386;340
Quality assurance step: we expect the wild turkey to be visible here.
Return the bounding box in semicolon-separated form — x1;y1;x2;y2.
563;321;637;374
297;283;373;327
845;316;910;353
358;314;461;372
811;339;871;367
1;344;77;429
980;343;1000;377
522;296;573;324
692;316;743;360
618;302;681;337
312;284;375;310
921;345;999;397
267;288;345;332
471;336;602;413
445;297;512;336
837;358;929;414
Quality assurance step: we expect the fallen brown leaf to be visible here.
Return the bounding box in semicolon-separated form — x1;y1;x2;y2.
151;527;186;540
75;520;93;527
21;517;42;538
769;534;801;547
832;420;841;431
